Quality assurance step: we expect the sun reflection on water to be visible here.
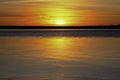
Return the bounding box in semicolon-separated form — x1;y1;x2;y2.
31;37;97;62
45;37;72;61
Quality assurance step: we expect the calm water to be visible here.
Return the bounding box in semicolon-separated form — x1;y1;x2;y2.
0;30;120;80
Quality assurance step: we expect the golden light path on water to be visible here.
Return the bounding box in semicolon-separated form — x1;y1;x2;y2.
32;37;93;61
1;36;119;63
44;38;72;60
18;36;119;67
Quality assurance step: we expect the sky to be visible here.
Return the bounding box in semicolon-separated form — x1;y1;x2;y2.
0;0;120;26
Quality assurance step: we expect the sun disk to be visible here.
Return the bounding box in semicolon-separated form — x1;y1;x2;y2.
56;20;65;25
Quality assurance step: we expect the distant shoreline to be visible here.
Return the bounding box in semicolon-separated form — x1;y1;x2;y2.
0;25;120;29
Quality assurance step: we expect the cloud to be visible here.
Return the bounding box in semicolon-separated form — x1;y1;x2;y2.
0;0;57;8
0;0;25;3
0;0;120;18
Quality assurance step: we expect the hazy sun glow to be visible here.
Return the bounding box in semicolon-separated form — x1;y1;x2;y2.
56;20;65;26
45;8;76;26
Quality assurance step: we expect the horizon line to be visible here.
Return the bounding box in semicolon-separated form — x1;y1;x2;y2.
0;25;120;29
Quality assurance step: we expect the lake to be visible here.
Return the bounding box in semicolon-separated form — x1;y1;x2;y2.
0;29;120;80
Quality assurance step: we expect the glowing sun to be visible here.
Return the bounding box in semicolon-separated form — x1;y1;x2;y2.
56;20;65;25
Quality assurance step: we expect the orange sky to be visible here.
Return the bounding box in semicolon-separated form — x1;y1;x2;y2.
0;0;120;26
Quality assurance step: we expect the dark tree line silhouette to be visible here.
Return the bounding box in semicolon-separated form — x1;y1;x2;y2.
0;24;120;29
